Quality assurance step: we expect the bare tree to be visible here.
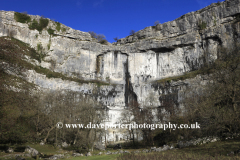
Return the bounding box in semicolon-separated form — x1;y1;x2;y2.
130;30;136;35
154;20;160;26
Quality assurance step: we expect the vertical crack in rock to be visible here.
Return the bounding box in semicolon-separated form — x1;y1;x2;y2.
124;56;138;107
96;54;104;75
114;51;118;69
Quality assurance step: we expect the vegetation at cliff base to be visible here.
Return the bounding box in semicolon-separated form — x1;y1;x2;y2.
0;36;109;148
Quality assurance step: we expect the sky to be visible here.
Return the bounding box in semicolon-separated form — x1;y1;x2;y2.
1;0;223;43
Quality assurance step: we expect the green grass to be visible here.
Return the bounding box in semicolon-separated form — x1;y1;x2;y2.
175;138;240;157
155;69;204;84
117;139;240;160
66;154;119;160
1;139;240;160
27;144;59;155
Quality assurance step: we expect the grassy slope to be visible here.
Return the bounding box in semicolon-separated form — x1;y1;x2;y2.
2;139;240;160
0;36;108;86
155;68;212;84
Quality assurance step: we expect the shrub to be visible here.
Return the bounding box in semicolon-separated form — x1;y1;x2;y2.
61;27;66;32
14;12;31;23
39;17;49;29
47;28;55;35
47;43;51;50
88;31;108;44
37;43;42;52
55;22;61;32
29;17;49;33
198;20;207;30
29;19;39;30
30;48;41;62
99;39;108;45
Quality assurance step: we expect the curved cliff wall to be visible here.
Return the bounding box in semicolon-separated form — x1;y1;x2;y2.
1;0;240;122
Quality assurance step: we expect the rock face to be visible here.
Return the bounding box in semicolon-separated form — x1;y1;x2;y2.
1;0;240;141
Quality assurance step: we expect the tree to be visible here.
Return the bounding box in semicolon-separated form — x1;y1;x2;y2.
113;37;119;42
130;30;136;35
178;43;240;139
154;20;160;26
88;31;108;44
120;109;136;144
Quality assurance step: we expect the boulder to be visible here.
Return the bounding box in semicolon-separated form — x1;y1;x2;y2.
61;142;68;148
142;149;150;153
86;152;92;156
105;151;112;155
134;150;140;153
155;147;162;152
162;145;170;151
124;150;130;153
40;141;44;146
7;147;14;153
95;142;105;150
24;146;39;157
119;150;124;154
49;154;64;160
72;153;83;157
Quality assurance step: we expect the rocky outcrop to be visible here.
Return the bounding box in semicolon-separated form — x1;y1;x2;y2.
1;0;240;141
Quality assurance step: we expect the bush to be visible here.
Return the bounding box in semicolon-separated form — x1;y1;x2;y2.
55;22;61;32
29;17;49;33
39;18;49;28
99;39;108;45
198;20;207;30
30;48;41;62
14;12;31;23
61;28;66;32
29;19;39;30
88;31;108;44
47;28;55;35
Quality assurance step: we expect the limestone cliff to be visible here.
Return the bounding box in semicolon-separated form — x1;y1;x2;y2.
1;0;240;130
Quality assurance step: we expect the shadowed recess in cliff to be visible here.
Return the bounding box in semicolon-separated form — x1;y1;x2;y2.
124;56;138;107
152;82;182;113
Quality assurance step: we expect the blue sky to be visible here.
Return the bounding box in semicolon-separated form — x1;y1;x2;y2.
1;0;223;42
